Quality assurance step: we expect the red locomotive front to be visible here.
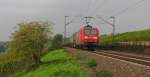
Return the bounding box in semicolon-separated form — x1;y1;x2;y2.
73;25;99;50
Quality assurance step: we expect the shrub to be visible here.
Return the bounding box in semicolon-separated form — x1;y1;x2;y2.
51;34;63;50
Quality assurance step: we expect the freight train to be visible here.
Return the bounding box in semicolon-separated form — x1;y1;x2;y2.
70;25;100;50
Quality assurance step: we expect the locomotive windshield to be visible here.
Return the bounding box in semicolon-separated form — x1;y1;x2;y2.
84;29;97;35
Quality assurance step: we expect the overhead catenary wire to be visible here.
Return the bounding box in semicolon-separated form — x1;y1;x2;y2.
86;0;99;15
129;0;150;11
69;0;93;26
94;0;147;27
79;0;99;24
89;0;109;15
64;0;95;27
84;0;92;16
63;0;106;36
114;0;146;16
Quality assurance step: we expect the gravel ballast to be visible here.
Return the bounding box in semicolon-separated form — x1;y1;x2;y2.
66;47;150;77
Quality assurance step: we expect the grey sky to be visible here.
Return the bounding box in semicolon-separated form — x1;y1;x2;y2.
0;0;150;41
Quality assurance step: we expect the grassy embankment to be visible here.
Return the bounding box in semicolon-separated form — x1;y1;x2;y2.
101;29;150;43
8;49;89;77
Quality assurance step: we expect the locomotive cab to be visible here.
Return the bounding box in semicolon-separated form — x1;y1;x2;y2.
82;26;99;50
72;25;99;50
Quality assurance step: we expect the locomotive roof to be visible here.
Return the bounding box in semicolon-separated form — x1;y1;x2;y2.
80;25;97;29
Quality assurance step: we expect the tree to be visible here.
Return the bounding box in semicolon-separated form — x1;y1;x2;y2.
51;34;63;49
9;21;52;65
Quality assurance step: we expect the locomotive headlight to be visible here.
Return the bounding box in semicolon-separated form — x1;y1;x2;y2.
84;36;88;39
93;37;98;39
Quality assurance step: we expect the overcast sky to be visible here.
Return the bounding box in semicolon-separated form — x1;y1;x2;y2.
0;0;150;41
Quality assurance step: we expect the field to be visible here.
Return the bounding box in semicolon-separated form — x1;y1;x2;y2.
8;49;89;77
101;29;150;43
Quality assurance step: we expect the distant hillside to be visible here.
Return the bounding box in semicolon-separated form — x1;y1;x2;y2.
101;29;150;43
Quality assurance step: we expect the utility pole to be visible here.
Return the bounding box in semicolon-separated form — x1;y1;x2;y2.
64;16;77;44
97;16;116;43
64;16;69;44
110;16;115;43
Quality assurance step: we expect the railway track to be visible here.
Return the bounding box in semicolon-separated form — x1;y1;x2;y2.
66;47;150;66
92;50;150;66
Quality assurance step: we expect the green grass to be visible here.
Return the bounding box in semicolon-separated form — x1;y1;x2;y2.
41;49;71;62
101;29;150;43
8;49;89;77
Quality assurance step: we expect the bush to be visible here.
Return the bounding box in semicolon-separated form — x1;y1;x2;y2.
9;21;52;65
51;34;63;50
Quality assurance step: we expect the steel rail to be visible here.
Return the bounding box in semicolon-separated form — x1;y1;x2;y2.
92;51;150;66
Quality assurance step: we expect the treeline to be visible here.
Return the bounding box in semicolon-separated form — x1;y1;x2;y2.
0;21;63;77
101;29;150;43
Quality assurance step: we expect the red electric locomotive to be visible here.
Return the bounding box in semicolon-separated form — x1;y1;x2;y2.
72;25;99;50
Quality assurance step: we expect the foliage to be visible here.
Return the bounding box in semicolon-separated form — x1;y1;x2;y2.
9;21;52;64
9;49;89;77
0;53;33;77
45;39;53;50
51;34;63;49
101;29;150;43
86;58;97;68
0;21;52;76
